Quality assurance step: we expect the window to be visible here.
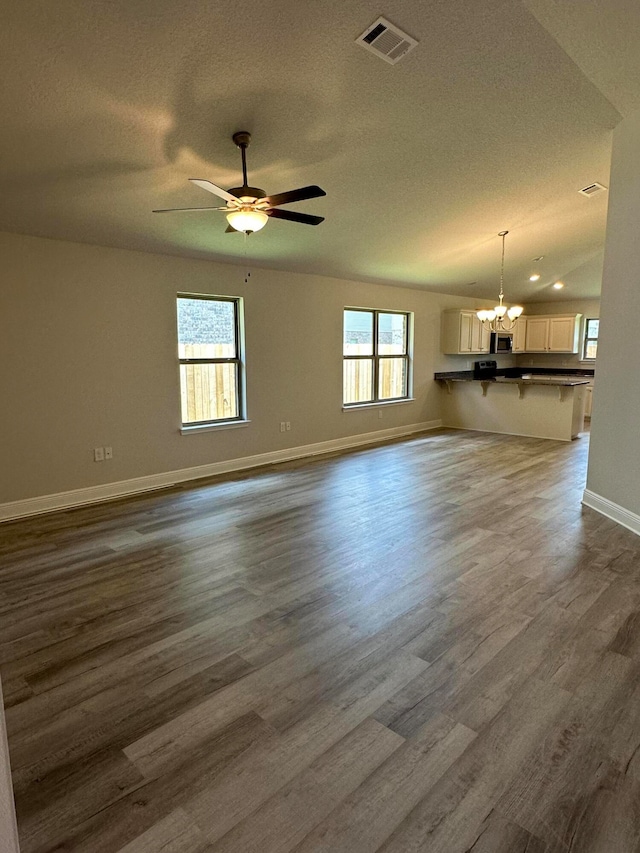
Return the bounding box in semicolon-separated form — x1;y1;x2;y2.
177;294;244;426
583;318;599;360
343;308;411;406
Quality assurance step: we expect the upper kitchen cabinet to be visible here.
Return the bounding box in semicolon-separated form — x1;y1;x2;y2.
524;317;549;352
548;316;581;352
523;314;582;353
441;309;491;355
512;317;527;353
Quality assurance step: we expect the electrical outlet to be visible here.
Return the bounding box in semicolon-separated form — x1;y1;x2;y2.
280;422;286;433
286;422;291;431
104;446;113;460
94;447;104;462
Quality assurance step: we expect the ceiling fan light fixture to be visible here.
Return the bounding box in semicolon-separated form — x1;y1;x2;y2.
226;208;268;234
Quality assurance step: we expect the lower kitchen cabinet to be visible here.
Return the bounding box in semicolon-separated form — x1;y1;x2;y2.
584;382;594;418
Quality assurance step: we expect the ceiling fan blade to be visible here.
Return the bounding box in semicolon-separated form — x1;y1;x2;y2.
264;185;326;208
153;206;227;213
267;208;325;226
189;179;237;203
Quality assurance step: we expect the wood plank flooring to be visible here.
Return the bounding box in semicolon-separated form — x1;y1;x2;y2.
3;428;640;851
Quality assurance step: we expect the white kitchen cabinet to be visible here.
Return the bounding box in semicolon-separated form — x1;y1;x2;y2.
459;312;473;353
523;314;582;353
471;318;491;353
524;317;550;352
512;317;527;353
441;310;491;355
548;316;579;352
584;382;594;418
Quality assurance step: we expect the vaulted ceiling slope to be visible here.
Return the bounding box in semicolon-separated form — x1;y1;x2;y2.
0;0;637;300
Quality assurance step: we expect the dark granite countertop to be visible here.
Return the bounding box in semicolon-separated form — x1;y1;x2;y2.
494;376;590;387
433;370;475;380
435;366;595;381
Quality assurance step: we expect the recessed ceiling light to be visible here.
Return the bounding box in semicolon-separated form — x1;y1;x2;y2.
532;256;544;262
553;282;564;289
529;274;541;282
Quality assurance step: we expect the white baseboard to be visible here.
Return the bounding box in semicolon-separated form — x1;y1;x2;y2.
582;489;640;538
0;420;442;523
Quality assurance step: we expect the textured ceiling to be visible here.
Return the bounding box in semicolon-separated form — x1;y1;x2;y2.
0;0;634;301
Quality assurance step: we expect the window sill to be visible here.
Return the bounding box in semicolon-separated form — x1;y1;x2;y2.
181;420;251;435
343;398;415;412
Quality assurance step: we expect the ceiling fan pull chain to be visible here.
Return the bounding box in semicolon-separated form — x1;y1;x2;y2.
244;231;251;283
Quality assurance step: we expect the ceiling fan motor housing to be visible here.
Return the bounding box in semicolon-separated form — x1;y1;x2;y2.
229;186;267;201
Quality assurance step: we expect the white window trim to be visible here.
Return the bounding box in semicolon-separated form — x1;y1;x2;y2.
177;293;247;429
180;419;251;435
343;307;414;407
342;398;416;412
582;316;599;363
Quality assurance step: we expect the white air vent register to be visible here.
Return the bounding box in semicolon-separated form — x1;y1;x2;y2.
579;182;607;197
356;17;418;65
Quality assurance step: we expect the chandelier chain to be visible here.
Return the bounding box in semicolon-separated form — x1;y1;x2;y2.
476;230;523;333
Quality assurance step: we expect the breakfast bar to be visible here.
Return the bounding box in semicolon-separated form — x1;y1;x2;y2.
435;364;590;441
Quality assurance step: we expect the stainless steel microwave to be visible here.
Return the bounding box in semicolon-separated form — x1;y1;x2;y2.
490;332;513;353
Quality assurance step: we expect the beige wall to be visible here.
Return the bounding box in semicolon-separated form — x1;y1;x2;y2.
0;230;493;506
516;298;600;369
586;110;640;516
0;680;20;853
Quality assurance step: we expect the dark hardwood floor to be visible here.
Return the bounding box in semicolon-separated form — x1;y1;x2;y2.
2;427;640;852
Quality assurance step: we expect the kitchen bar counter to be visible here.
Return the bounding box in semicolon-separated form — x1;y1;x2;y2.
436;370;589;441
436;375;589;388
495;376;589;386
434;366;594;381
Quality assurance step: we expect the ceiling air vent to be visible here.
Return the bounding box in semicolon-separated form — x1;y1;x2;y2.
579;182;607;197
356;17;418;65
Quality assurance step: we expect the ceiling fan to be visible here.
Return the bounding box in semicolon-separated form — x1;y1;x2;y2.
153;131;326;234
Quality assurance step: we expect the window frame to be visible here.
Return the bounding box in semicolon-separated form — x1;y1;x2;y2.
582;317;599;362
177;293;245;428
343;307;412;407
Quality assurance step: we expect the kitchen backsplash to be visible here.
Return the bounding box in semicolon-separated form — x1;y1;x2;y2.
515;352;592;369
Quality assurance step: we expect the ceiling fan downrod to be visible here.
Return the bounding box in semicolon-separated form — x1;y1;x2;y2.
232;131;252;189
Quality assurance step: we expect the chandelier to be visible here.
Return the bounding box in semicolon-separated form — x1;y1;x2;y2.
477;231;523;332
